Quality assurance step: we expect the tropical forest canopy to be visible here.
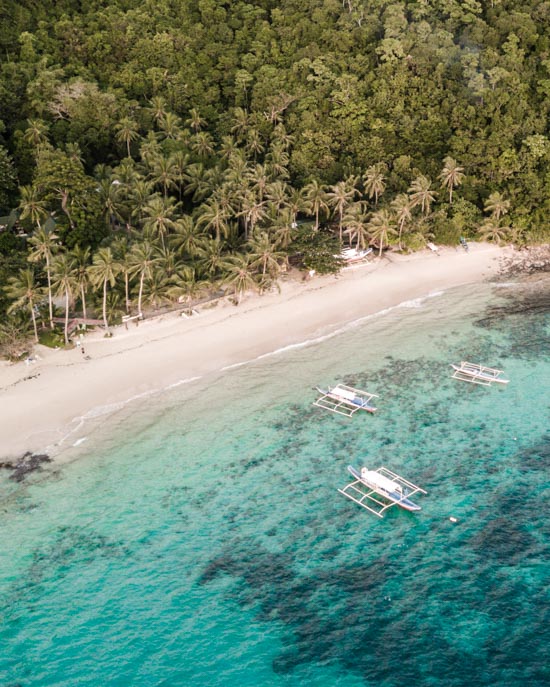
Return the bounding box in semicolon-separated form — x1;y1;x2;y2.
0;0;549;354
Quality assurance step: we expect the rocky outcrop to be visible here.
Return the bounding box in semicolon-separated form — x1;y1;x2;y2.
0;452;51;482
500;245;550;277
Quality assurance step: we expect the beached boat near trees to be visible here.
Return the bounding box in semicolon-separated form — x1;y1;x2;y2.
451;362;509;386
339;466;426;517
313;384;378;417
338;247;373;263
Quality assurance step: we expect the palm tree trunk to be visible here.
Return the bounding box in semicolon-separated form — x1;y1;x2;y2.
64;288;70;345
138;272;145;315
29;299;39;343
125;273;130;314
46;257;54;329
81;284;88;319
102;279;108;330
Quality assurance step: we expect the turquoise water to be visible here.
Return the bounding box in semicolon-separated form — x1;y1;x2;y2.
1;277;548;687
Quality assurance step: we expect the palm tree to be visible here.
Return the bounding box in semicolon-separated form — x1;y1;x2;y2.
245;128;265;160
148;155;179;198
23;119;50;152
170;150;189;200
184;162;212;203
391;194;413;249
114;157;141;186
222;255;258;304
129;180;154;224
158;112;182;140
27;226;59;329
367;209;398;256
186;108;207;133
18;185;48;230
96;178;125;230
88;247;120;330
212;185;236;218
363;163;386;205
248;231;286;277
6;269;42;342
111;237;132;313
65;142;84;164
156;245;184;281
439;157;465;204
269;209;297;251
170;216;206;258
115;117;140;158
408;175;437;215
141;195;178;249
271;123;295;150
327;177;358;241
141;271;171;311
304;180;329;231
51;253;77;345
219;135;240;162
197;199;231;242
247;163;269;203
484;192;510;221
266;180;289;212
478;220;509;244
148;96;168;125
127;241;163;315
230;107;249;141
191;132;215;159
139;131;162;167
266;143;290;179
343;202;369;249
239;191;267;240
166;266;205;307
70;245;91;319
286;188;308;226
196;239;233;279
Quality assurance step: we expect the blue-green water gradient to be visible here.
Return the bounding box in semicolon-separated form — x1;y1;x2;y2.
1;278;548;686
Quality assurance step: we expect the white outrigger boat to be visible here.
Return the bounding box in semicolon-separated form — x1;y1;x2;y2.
313;384;378;417
451;361;509;386
338;465;426;517
338;247;373;263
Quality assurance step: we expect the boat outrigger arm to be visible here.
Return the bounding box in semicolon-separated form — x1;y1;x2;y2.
313;384;378;417
451;361;509;386
338;466;427;517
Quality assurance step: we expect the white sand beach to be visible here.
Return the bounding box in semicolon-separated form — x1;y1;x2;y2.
0;243;512;459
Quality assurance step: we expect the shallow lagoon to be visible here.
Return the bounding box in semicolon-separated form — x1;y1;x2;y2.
1;277;548;687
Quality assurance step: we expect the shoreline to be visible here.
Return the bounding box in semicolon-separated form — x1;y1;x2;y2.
0;243;514;460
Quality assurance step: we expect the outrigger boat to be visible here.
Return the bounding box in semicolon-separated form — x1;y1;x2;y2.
338;465;426;517
313;384;378;417
338;247;373;263
451;361;509;386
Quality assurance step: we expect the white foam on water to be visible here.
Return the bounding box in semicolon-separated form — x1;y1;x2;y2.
222;290;446;370
50;287;451;457
166;375;203;389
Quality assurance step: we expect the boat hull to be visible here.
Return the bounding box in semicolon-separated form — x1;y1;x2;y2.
316;388;377;413
451;364;509;384
348;466;421;511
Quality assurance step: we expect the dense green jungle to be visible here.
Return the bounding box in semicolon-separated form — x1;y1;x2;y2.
0;0;549;356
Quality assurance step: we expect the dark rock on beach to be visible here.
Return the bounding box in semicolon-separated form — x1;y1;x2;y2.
0;452;51;482
499;244;550;278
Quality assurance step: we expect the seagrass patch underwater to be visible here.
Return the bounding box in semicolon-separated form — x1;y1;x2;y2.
0;277;548;687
